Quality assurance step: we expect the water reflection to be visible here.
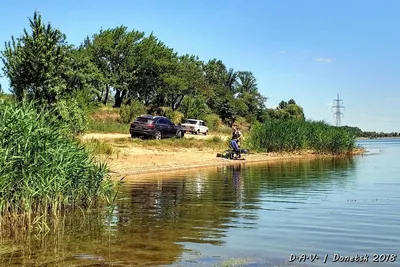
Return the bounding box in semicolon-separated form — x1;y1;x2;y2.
0;155;359;266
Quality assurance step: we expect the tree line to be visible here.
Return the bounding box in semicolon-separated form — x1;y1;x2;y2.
1;11;305;134
341;126;399;138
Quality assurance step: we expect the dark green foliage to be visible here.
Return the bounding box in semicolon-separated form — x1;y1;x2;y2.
52;97;89;135
266;99;305;121
86;26;145;107
1;11;70;104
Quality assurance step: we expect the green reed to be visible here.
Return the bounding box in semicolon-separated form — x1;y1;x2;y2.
243;120;357;154
0;100;115;233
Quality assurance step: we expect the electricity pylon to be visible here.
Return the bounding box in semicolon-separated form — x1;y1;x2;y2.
331;93;345;127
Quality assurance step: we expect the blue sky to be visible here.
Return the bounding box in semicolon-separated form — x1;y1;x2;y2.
1;0;399;132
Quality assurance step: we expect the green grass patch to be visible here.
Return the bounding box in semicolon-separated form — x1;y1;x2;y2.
84;139;114;155
110;135;228;151
87;118;129;133
243;119;357;154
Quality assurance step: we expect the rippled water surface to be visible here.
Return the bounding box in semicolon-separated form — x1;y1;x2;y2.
1;138;399;266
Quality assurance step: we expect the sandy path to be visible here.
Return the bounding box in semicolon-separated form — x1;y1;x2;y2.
82;132;229;141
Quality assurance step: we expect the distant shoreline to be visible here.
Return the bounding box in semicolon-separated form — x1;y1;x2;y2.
356;136;399;140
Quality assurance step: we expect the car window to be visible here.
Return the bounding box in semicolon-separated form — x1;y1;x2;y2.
157;118;166;124
186;120;197;124
136;117;153;123
165;119;174;125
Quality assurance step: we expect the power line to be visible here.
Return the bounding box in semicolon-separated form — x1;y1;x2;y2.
331;93;345;127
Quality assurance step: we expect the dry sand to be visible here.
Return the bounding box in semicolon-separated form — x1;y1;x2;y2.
81;133;364;181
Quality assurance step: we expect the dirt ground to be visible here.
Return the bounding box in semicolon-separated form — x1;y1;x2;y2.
82;132;230;141
81;133;340;181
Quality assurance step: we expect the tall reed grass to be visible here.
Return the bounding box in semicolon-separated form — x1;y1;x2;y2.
0;100;114;232
243;120;357;154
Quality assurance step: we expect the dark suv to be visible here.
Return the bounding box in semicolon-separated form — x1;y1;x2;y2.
130;115;185;139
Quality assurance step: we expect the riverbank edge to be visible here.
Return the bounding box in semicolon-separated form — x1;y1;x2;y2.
107;147;366;180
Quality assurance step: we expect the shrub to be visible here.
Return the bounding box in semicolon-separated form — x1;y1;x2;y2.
52;98;89;135
156;106;184;124
179;96;210;119
119;99;147;124
166;109;184;124
203;113;223;130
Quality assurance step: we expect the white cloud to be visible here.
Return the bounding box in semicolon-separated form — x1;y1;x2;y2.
316;57;332;63
270;105;278;109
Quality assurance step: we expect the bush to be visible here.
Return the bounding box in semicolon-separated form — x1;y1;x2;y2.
119;99;147;124
0;100;114;219
243;119;356;154
166;109;184;124
52;98;89;135
179;96;210;119
203;113;223;130
156;106;184;124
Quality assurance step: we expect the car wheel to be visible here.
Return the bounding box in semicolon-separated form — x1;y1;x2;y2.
155;131;162;140
203;130;207;135
176;131;184;139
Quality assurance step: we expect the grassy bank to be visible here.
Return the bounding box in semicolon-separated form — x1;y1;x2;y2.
85;135;228;155
0;100;115;234
243;120;357;155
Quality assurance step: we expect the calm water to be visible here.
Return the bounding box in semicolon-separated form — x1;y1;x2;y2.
1;138;399;267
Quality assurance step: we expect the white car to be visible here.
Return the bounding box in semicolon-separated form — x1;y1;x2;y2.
181;119;209;135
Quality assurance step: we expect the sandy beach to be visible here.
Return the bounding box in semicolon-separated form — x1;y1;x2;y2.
81;133;364;181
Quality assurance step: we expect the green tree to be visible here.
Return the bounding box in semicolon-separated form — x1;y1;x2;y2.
236;71;258;94
224;68;238;93
278;100;288;110
160;54;207;110
87;26;145;107
179;95;210;119
64;46;105;103
125;33;177;107
1;11;70;104
203;58;228;87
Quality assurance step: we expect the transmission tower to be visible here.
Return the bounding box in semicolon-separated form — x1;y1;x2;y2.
331;93;345;126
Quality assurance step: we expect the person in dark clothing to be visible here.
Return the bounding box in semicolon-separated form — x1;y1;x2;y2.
231;126;243;147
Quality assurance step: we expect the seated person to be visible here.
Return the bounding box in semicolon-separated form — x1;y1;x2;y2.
230;139;240;152
230;139;242;159
231;126;243;148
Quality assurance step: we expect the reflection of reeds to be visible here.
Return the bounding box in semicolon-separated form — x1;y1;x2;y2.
0;100;116;235
0;208;113;267
244;120;357;154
